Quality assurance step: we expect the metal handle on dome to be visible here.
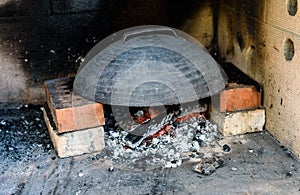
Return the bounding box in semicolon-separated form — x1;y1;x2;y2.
122;27;179;43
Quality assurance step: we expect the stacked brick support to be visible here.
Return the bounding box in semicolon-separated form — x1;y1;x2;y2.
210;83;265;136
43;77;105;158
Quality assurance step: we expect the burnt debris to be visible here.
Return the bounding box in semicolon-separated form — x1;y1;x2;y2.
100;103;226;171
0;105;52;163
193;156;224;175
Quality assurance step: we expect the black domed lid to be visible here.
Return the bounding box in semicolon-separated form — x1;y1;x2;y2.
73;25;227;106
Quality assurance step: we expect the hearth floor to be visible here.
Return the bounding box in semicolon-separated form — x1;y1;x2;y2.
0;104;299;194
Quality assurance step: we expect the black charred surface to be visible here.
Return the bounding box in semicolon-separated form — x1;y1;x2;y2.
51;0;112;14
166;0;217;27
221;63;261;91
0;0;123;94
218;0;265;55
236;31;245;51
235;0;264;39
210;1;220;55
166;0;219;54
216;0;266;87
0;0;219;103
0;0;50;17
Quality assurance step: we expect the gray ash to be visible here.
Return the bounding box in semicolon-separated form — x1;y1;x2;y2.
0;105;53;163
0;103;227;175
100;104;223;171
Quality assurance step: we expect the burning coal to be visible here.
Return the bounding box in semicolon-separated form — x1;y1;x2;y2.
100;103;225;173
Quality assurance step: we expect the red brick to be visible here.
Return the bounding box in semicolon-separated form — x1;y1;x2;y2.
42;107;105;158
44;77;105;133
219;83;261;112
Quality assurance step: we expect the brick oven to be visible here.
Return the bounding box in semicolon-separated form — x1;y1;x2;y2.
0;0;300;194
0;0;297;157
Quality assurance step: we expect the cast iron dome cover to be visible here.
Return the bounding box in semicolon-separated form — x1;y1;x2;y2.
73;25;227;107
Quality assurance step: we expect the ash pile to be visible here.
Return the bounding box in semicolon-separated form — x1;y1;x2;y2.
100;102;227;174
0;105;53;163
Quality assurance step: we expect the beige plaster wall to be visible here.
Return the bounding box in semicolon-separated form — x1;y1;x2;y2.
218;0;300;158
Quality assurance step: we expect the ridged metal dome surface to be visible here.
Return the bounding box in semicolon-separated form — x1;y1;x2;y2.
73;25;227;106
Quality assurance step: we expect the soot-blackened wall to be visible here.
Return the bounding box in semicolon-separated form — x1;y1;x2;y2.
0;0;217;103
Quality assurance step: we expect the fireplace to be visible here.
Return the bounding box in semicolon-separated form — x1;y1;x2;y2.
42;25;229;171
1;0;300;194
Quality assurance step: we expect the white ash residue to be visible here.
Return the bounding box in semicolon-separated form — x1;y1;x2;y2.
100;106;222;171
